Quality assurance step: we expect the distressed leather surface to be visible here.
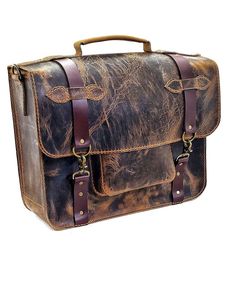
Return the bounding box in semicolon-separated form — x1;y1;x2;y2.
43;139;206;228
94;145;175;196
8;73;46;220
23;53;220;157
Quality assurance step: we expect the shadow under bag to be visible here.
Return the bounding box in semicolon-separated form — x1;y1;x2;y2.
8;35;221;229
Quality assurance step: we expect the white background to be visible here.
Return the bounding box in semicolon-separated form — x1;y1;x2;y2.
0;0;235;294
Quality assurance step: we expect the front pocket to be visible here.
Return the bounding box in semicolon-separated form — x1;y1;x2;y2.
91;145;176;197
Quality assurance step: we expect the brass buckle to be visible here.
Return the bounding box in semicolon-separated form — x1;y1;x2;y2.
72;145;91;157
182;132;196;153
182;132;196;143
176;152;190;162
72;170;90;180
72;145;91;179
175;132;196;162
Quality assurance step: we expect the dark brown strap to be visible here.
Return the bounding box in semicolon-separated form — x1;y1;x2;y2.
73;174;89;224
171;156;189;203
167;54;197;204
56;58;90;226
56;58;90;152
169;54;197;136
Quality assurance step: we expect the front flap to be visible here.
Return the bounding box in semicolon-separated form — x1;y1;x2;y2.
25;52;220;157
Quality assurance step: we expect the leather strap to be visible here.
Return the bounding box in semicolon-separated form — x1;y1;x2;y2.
167;54;197;204
73;174;90;224
56;58;90;152
74;35;152;56
171;156;189;203
169;54;197;136
56;58;90;226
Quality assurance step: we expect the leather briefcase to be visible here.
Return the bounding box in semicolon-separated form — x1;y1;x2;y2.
8;35;221;229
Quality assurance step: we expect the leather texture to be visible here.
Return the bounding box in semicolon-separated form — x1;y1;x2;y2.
74;35;152;56
42;138;206;228
56;58;90;152
56;58;90;226
8;49;220;230
168;54;197;135
73;174;89;225
24;53;220;158
167;54;197;203
172;156;189;203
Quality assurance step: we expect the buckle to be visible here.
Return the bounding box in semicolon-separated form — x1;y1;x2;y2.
72;145;91;179
176;152;190;162
182;132;196;154
72;145;91;157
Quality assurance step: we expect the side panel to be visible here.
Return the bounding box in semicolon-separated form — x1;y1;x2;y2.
8;70;47;222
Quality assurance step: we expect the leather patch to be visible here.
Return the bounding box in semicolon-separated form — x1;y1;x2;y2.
46;84;105;103
165;75;210;94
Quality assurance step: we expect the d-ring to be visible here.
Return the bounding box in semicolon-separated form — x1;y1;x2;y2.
72;170;90;179
182;132;196;143
72;145;91;158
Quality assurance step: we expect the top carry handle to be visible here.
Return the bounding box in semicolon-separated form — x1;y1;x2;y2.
73;35;152;56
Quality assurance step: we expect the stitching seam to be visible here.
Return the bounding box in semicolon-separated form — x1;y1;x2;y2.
88;156;107;197
165;75;211;93
99;150;176;197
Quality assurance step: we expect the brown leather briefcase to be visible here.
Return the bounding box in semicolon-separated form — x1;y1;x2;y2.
8;35;221;229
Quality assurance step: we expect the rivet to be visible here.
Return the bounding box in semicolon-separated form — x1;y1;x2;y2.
176;190;180;195
176;172;180;176
179;163;183;166
79;192;83;197
80;138;85;144
79;210;84;215
188;125;192;130
79;181;83;185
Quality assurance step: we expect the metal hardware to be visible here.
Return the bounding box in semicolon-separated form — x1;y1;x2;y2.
182;131;196;143
72;146;91;179
72;170;90;179
175;132;196;163
182;132;196;154
72;145;91;157
80;139;85;144
176;152;190;162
